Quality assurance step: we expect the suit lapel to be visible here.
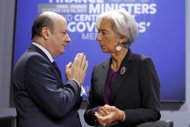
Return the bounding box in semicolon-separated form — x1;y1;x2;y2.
28;44;49;60
110;49;134;104
28;44;64;87
99;61;110;104
51;62;64;86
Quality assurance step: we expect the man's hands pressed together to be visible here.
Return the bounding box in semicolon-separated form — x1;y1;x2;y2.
65;53;88;87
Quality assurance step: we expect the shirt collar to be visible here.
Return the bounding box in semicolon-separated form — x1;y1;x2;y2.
32;42;54;63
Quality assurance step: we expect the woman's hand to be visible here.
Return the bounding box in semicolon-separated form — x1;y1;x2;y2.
95;104;125;126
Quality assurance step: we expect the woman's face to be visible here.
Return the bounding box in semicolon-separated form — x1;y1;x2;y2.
96;19;123;54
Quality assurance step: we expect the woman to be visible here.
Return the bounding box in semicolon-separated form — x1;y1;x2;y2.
84;9;160;127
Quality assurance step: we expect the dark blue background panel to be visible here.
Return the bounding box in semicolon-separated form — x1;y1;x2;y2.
13;0;185;102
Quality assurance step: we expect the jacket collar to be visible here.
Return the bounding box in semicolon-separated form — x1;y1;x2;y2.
100;48;135;104
28;44;50;62
101;48;134;68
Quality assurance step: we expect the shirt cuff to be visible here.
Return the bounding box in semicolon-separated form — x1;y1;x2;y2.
122;111;127;121
71;79;86;96
80;86;86;96
72;79;80;86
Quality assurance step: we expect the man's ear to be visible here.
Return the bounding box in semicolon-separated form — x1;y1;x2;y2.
41;27;50;40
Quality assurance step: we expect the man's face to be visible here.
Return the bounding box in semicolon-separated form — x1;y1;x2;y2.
47;18;71;58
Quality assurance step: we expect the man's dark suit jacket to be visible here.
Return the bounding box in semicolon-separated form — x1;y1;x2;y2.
84;49;161;127
13;44;82;127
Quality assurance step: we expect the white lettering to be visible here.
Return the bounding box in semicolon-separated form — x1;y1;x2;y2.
89;3;157;15
74;14;98;21
68;22;96;32
49;0;103;3
149;4;157;14
137;22;151;33
81;33;97;40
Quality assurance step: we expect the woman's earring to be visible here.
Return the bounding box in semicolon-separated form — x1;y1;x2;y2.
116;43;121;51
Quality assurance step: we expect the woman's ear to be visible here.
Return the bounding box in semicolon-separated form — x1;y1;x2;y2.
120;35;127;43
41;27;50;40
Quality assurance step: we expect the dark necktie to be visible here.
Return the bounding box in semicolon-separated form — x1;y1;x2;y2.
52;61;62;78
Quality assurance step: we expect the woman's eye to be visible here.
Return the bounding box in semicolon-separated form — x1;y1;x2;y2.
102;31;106;35
98;30;106;35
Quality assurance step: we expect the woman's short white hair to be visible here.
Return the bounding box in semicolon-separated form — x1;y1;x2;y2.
96;9;138;46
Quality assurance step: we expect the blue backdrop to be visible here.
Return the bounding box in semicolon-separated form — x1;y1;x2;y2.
14;0;185;102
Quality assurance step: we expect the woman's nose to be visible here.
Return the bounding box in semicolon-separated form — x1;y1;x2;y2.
96;33;102;41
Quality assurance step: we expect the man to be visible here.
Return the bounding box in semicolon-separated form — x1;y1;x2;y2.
13;11;88;127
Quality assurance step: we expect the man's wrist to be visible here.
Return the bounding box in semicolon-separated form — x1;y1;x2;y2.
70;79;86;96
71;79;81;87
